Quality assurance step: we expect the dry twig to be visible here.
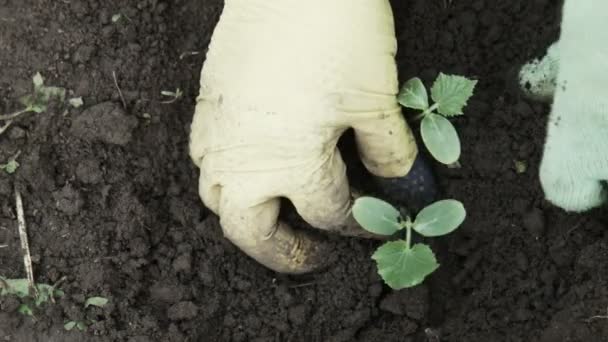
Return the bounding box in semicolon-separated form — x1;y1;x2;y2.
15;188;37;297
112;71;127;109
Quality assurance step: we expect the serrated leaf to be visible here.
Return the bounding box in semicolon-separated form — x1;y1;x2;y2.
85;296;108;308
421;114;461;164
413;199;466;237
352;197;402;235
430;73;477;116
372;242;439;289
69;97;84;108
398;77;429;110
32;72;44;88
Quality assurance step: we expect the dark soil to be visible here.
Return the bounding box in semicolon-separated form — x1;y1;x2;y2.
1;0;607;341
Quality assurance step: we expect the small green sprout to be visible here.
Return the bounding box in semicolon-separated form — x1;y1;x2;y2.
0;160;19;174
84;296;108;308
1;151;21;174
398;73;477;165
0;277;65;316
352;197;466;289
64;321;87;331
160;88;183;104
0;73;66;124
64;296;108;332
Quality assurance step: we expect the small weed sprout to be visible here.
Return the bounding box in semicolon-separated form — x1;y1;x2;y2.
64;296;109;331
0;151;21;174
0;277;65;316
0;72;66;123
352;197;466;289
398;73;477;165
160;88;183;104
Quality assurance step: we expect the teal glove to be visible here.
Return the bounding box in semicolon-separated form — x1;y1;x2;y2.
520;0;608;212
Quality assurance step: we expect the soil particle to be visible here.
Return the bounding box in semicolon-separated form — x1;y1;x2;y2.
288;304;310;326
167;301;198;321
52;183;85;216
70;102;138;145
379;285;429;320
523;206;546;237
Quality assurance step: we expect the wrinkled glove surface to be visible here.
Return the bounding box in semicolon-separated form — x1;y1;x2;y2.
520;0;608;212
190;0;435;273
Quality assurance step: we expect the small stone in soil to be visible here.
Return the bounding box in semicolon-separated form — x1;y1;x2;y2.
287;304;309;326
167;301;198;321
379;285;428;320
522;207;545;237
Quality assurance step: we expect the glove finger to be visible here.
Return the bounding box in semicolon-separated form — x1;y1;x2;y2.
218;188;332;274
351;107;418;178
197;169;221;215
540;161;606;212
287;148;381;239
518;40;560;102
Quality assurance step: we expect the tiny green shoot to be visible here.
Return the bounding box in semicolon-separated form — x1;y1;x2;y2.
398;73;477;165
64;321;87;331
0;160;19;174
64;296;109;332
1;151;21;174
352;197;466;289
160;88;183;104
0;72;66;124
84;296;109;308
112;14;122;23
0;277;65;316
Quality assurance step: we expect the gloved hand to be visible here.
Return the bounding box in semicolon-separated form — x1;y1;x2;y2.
519;0;608;212
189;0;436;273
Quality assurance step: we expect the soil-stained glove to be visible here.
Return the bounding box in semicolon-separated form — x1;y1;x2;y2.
190;0;436;273
520;0;608;212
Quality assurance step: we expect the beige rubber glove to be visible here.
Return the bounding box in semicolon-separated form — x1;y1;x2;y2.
190;0;419;273
519;0;608;212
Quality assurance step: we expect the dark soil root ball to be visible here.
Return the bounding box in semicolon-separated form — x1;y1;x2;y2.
372;153;438;212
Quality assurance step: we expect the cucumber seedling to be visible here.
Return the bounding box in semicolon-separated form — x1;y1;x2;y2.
398;73;477;165
352;197;466;289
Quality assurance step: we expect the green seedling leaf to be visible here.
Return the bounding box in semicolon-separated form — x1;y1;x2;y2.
430;73;477;116
398;77;429;110
372;242;439;289
33;72;44;88
64;321;87;331
0;278;29;297
352;197;402;235
421;114;461;164
1;160;19;174
413;199;466;237
85;296;108;308
0;278;64;306
69;97;84;108
18;304;33;316
112;14;122;23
